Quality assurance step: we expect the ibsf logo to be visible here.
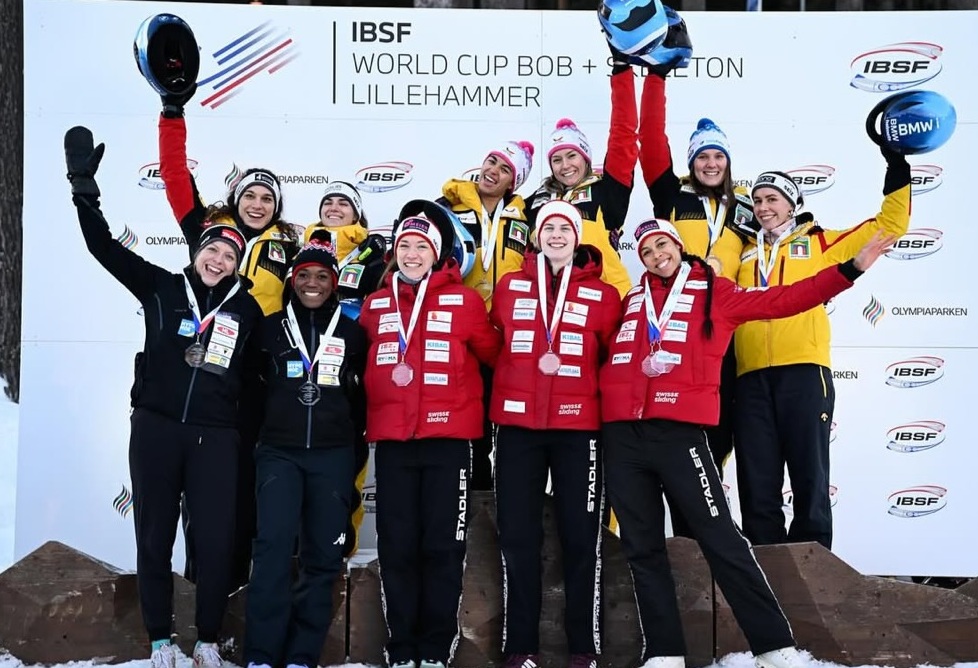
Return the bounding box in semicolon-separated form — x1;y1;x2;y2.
785;165;835;196
910;165;943;195
783;485;839;516
355;162;414;193
887;485;947;517
850;42;943;93
462;166;482;182
138;159;199;190
885;228;943;261
885;356;944;388
886;420;946;453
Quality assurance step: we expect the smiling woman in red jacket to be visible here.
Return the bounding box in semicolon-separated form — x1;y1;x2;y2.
360;203;501;668
599;218;893;668
489;201;621;668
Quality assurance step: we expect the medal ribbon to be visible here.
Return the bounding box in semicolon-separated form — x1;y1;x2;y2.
285;302;343;375
701;196;727;253
182;275;242;338
479;200;504;273
643;262;691;347
392;272;431;360
755;221;797;287
536;254;573;351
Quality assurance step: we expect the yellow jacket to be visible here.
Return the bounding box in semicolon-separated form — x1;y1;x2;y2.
671;183;751;281
440;179;529;311
734;183;911;376
526;176;634;297
302;221;367;260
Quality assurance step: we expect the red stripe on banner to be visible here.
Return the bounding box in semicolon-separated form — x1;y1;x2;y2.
201;39;295;107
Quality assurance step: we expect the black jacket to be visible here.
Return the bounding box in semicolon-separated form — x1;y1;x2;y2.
73;194;263;428
258;295;367;449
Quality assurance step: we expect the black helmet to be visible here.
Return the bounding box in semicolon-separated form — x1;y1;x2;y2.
133;14;200;97
393;200;464;269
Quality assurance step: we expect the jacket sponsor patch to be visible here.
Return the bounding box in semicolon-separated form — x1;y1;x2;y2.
560;332;583;344
654;391;679;404
565;302;589;316
577;287;603;301
666;320;687;331
378;341;399;354
177;319;195;337
426;410;451;423
428;310;453;323
620;320;637;332
426;320;452;333
557;365;581;377
439;294;464;306
510;341;534;354
513;330;535;341
425;350;450;363
370;297;391;309
378;322;398;334
380;313;400;324
686;280;708;290
503;400;526;413
676;293;695;305
268;241;286;263
625;301;643;315
569;187;591;204
515;298;538;310
562;312;587;327
508;220;529;244
339;264;364;287
663;329;687;343
559;342;583;356
509;279;532;292
375;353;398;365
611;353;632;364
789;238;811;259
423;372;449;385
513;308;536;320
616;330;636;343
426;339;450;350
287;360;304;378
673;302;692;313
557;402;582;415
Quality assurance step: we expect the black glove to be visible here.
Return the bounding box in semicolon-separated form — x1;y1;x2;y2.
353;233;387;264
161;83;198;119
64;126;105;197
607;37;631;75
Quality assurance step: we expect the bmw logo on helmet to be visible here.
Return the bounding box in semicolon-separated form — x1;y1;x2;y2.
133;14;200;97
598;0;670;57
866;90;957;155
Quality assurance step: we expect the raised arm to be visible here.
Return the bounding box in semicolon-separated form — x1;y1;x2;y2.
66;127;164;301
158;85;209;248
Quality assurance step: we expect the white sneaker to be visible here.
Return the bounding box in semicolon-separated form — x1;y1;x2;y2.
150;644;176;668
755;647;806;668
193;642;225;668
641;657;685;668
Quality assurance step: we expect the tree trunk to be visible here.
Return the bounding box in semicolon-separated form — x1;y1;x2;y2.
0;0;23;402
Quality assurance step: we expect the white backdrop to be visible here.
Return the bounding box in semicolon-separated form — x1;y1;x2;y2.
18;0;976;576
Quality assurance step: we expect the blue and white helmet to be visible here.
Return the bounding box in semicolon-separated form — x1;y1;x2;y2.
632;6;693;70
598;0;670;58
133;14;199;97
866;90;956;155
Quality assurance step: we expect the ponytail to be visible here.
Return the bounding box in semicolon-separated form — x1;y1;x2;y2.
681;252;715;340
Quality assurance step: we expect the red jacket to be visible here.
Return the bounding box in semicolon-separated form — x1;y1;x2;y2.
599;262;854;426
361;261;501;442
490;247;621;431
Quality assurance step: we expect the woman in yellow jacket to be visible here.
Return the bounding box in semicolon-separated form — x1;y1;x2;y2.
438;140;535;489
733;142;911;550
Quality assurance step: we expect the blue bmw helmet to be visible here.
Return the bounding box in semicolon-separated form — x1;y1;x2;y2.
598;0;670;57
339;298;363;321
133;14;200;97
632;6;693;69
866;90;956;155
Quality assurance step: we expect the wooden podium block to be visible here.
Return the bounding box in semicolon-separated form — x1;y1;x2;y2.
0;541;195;663
715;542;978;666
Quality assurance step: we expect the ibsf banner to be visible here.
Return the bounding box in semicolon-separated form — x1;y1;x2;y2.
19;0;977;576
